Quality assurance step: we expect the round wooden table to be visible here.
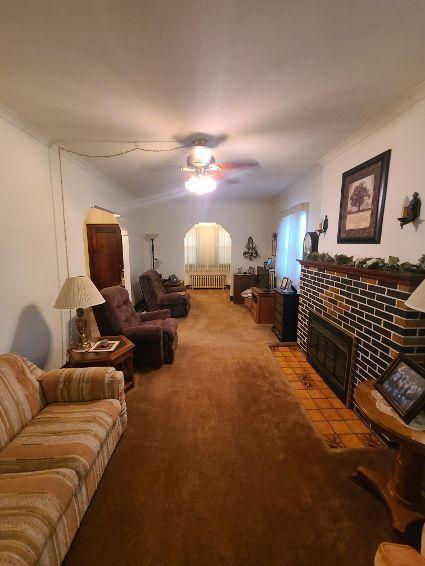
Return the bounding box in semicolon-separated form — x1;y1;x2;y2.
354;380;425;535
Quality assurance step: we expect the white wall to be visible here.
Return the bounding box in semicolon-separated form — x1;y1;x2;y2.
272;93;425;262
125;199;273;296
273;167;323;233
0;116;63;369
0;111;136;369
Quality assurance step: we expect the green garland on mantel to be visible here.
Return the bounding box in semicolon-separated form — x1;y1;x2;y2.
304;252;425;273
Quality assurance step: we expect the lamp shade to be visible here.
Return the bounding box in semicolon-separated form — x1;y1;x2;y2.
405;279;425;313
53;276;105;309
143;233;159;241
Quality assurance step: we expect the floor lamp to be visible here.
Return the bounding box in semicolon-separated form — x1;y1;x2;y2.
144;233;159;270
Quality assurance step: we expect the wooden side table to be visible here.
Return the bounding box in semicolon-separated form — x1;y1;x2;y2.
250;287;275;324
68;335;135;392
354;380;425;535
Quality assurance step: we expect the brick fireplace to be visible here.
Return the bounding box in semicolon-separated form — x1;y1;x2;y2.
298;260;425;407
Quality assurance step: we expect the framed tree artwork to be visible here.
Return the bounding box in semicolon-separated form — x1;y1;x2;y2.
337;150;391;243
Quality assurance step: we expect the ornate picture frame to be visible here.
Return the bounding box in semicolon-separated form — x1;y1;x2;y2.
337;150;391;244
375;354;425;423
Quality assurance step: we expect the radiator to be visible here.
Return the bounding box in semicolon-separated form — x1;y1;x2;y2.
190;274;226;289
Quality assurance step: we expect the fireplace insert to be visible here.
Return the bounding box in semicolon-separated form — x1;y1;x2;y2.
307;311;356;405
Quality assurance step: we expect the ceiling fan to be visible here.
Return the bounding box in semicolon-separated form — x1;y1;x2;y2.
180;137;259;195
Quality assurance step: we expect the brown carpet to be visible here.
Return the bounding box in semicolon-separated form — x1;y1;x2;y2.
65;290;397;566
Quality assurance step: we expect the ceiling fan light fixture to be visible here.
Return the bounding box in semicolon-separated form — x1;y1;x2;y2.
191;144;213;167
185;174;216;195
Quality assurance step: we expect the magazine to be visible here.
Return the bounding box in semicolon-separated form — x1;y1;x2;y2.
89;340;120;353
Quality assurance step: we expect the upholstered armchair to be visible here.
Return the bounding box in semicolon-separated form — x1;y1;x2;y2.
92;286;178;367
139;270;190;318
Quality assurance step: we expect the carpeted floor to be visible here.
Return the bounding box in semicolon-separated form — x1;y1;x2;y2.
65;290;397;566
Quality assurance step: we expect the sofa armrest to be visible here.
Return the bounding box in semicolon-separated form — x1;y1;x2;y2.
126;324;163;343
39;366;127;427
139;309;171;321
157;292;187;306
375;542;425;566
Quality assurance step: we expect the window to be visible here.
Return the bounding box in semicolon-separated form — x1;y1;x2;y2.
275;204;308;289
184;223;231;271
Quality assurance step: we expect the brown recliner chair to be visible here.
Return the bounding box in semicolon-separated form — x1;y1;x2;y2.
92;286;178;368
139;270;190;318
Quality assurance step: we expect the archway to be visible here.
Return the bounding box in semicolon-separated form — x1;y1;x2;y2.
184;222;231;290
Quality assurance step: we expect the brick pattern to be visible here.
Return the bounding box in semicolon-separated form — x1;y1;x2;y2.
299;266;425;404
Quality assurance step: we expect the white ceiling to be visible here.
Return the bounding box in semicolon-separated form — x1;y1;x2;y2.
1;0;425;202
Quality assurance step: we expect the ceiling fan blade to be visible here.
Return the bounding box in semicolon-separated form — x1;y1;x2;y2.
216;159;259;171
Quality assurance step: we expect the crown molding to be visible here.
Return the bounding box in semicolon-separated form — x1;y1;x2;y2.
56;146;133;197
0;101;53;146
120;189;192;210
0;100;133;196
319;79;425;167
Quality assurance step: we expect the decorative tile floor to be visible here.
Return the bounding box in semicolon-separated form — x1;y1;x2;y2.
270;344;381;450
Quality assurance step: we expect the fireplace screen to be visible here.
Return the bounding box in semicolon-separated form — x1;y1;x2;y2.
307;312;355;405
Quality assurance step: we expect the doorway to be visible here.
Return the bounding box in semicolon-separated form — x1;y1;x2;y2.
87;224;124;290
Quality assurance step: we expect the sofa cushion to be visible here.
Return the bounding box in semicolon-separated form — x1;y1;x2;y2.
0;468;80;566
0;354;45;449
0;400;121;483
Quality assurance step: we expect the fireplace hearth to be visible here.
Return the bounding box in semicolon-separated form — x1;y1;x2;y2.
307;312;355;405
298;260;425;410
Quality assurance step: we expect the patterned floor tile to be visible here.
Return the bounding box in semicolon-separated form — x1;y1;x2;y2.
337;408;358;420
314;398;333;409
328;420;352;434
309;390;327;399
315;421;334;435
329;398;345;409
325;434;345;449
321;408;343;421
346;420;369;434
270;344;380;450
341;434;365;448
306;409;326;422
300;399;317;410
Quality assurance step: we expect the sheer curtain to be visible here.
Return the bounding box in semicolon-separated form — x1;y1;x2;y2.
276;204;308;289
184;223;231;271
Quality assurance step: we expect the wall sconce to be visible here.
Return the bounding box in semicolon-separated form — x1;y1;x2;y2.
316;214;328;236
398;193;421;229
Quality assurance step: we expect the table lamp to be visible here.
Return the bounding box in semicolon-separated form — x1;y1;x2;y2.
54;276;105;350
405;279;425;313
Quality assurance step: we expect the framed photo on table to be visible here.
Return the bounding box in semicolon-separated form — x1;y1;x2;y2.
375;354;425;423
337;150;391;244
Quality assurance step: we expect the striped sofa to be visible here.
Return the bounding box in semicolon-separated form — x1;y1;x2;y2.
0;353;127;565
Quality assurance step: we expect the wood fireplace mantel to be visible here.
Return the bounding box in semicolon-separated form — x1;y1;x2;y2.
298;259;425;288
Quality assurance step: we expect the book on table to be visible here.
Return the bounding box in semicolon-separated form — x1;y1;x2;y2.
89;340;120;353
